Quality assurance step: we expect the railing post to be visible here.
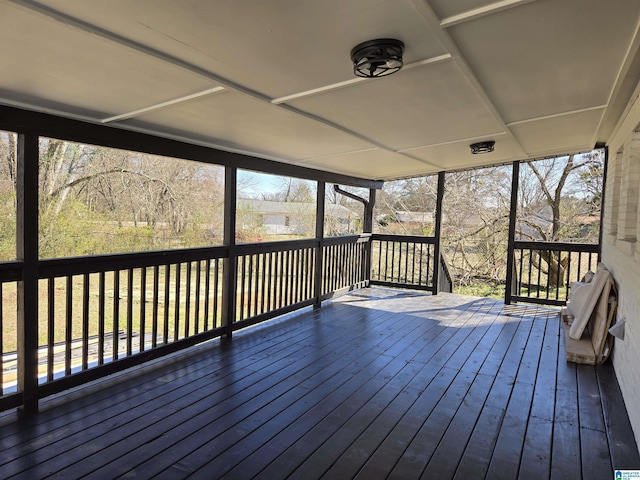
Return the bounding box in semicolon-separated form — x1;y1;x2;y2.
16;133;39;413
505;161;520;305
364;188;376;284
432;172;445;294
313;182;325;308
221;166;237;338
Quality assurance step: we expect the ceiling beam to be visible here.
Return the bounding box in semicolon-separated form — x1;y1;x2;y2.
506;105;607;127
272;54;452;104
101;87;227;123
439;0;538;28
0;105;384;188
9;0;444;173
409;0;527;159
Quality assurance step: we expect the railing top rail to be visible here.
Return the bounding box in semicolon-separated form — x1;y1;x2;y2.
513;240;599;252
371;233;436;244
235;238;320;255
38;245;229;278
0;261;22;282
323;234;371;246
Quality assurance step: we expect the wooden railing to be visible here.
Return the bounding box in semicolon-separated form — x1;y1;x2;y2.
438;251;454;294
4;233;590;411
509;241;599;306
0;235;373;410
369;234;452;293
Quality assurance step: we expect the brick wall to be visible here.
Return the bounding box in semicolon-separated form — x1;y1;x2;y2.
603;130;640;447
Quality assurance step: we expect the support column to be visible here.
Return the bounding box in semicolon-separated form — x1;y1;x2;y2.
432;172;445;294
504;161;520;305
221;166;237;339
598;146;609;262
363;188;376;283
16;133;39;413
313;182;325;308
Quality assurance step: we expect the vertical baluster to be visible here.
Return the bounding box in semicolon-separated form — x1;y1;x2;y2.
212;259;219;328
174;263;181;341
518;249;524;296
65;276;73;376
536;251;543;298
163;264;170;345
113;270;120;361
185;262;192;337
278;252;288;308
152;265;159;348
333;245;339;291
527;250;533;297
403;242;409;283
98;272;105;365
285;250;294;305
82;273;90;370
411;242;417;284
47;278;55;381
260;253;267;314
565;250;573;301
194;261;201;335
426;243;432;288
555;250;562;300
127;268;134;356
266;252;273;312
253;253;262;317
305;248;312;299
418;243;424;286
203;260;210;331
140;267;147;352
246;254;253;318
239;255;246;320
391;241;396;283
295;249;301;303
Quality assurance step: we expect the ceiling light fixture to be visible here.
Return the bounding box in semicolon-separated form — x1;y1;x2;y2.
350;39;405;78
470;141;495;154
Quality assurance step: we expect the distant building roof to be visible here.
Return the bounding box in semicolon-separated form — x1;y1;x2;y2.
238;199;356;219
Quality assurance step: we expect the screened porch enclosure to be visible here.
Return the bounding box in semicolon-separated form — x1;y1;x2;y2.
0;106;608;414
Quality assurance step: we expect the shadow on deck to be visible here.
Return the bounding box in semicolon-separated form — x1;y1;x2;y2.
0;288;637;479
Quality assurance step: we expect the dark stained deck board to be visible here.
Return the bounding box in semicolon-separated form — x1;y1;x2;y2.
0;288;637;480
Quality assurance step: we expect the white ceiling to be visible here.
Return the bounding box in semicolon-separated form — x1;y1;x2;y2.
1;0;639;181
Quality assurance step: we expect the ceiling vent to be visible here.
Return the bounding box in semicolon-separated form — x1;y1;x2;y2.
470;141;495;154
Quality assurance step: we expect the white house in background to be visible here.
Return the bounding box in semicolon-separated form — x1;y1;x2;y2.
393;211;434;224
237;199;359;235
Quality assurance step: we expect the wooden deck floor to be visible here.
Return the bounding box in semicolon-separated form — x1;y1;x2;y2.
0;288;638;479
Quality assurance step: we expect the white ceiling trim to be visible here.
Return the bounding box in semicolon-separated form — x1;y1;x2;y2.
439;0;538;28
7;0;454;170
298;148;381;162
0;96;102;125
101;87;227;123
272;54;453;105
409;0;527;159
397;131;508;153
8;0;270;102
506;105;607;127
